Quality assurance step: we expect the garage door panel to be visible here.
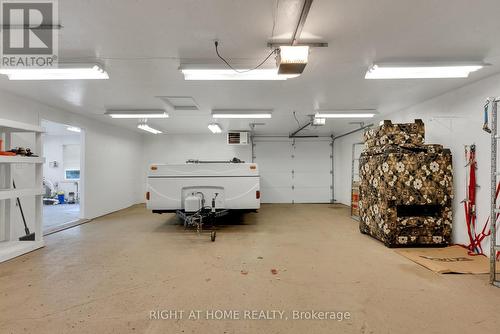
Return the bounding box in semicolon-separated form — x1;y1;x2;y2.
257;162;290;171
294;172;331;188
294;164;331;173
293;141;331;203
255;141;293;203
255;140;332;204
293;142;331;172
260;172;291;188
293;187;332;203
260;187;293;203
255;142;292;161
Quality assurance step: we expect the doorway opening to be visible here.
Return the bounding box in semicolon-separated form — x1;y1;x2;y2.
41;120;84;234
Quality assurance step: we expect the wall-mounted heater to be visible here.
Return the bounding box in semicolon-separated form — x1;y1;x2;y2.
227;131;249;145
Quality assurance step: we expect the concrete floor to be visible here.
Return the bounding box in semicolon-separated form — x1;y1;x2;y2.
0;204;499;334
43;203;80;230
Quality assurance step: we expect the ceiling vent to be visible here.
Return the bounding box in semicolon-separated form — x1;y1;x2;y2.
156;96;199;111
227;131;249;145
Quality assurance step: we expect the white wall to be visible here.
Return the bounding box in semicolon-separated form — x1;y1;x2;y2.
84;124;143;217
0;89;144;240
334;73;500;250
141;134;252;198
143;134;252;165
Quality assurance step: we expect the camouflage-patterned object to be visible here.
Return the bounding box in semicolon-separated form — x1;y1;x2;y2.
359;120;453;247
364;143;444;155
364;119;425;150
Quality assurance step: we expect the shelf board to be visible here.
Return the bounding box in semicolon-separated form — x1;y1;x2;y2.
0;156;45;164
0;118;45;133
0;240;44;263
0;188;44;200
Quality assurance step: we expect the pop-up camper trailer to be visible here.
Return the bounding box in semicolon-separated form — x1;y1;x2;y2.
146;160;260;241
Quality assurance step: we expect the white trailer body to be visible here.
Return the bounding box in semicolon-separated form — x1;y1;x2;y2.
146;162;260;212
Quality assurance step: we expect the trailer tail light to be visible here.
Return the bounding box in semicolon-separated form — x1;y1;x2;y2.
146;192;150;200
250;165;257;170
151;166;158;171
256;191;260;199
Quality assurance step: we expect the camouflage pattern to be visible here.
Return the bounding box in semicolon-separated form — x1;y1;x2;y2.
366;143;444;155
364;119;425;150
359;121;453;247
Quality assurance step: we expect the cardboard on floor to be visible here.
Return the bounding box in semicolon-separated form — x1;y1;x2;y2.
395;245;499;274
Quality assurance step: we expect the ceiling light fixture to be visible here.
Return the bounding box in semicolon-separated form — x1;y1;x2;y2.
66;126;81;133
138;123;162;134
180;68;299;81
208;123;222;133
0;64;109;80
277;46;309;74
315;110;377;118
212;109;273;119
365;63;485;79
105;110;169;119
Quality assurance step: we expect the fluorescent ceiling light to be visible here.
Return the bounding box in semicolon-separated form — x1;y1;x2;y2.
180;68;299;81
208;123;222;133
212;109;273;119
109;113;168;119
66;126;81;133
0;64;109;80
365;63;485;79
138;123;162;134
105;110;169;119
315;110;377;118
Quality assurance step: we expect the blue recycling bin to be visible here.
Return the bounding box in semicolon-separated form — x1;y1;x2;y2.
58;194;65;204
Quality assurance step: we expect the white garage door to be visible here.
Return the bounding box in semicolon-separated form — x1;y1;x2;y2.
293;141;332;203
254;141;293;203
254;140;332;203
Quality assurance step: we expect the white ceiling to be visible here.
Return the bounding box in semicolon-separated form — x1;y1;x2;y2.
2;0;500;136
41;119;81;136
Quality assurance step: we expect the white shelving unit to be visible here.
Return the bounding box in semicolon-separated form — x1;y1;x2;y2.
0;118;45;263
